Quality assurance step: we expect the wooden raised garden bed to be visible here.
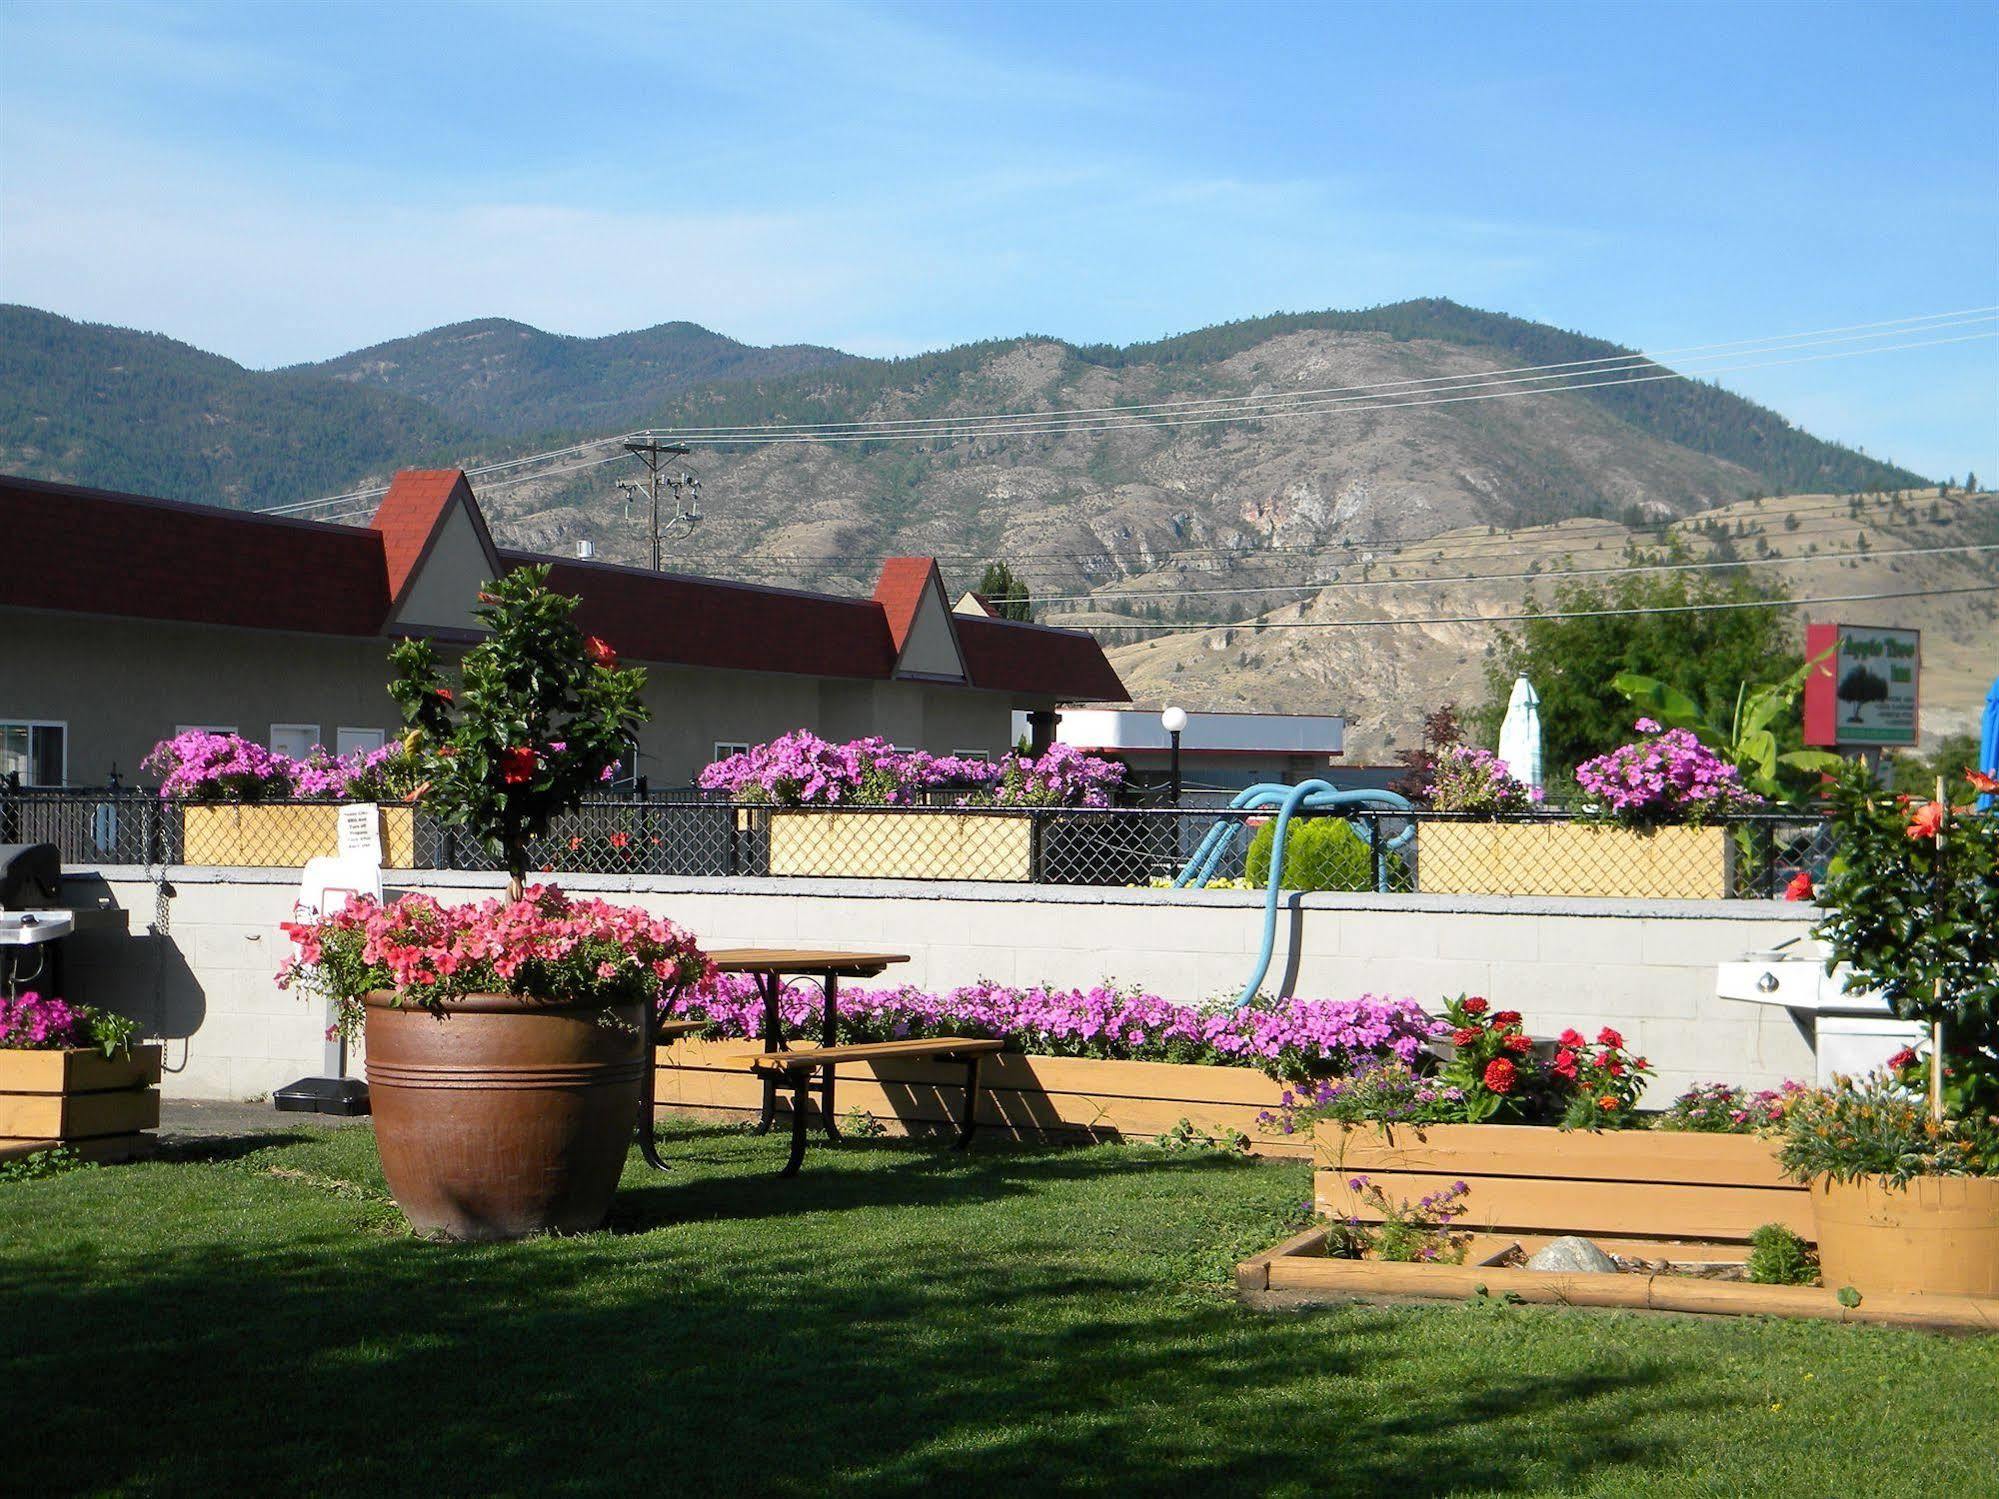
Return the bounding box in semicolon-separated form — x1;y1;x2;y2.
756;809;1034;882
1235;1223;1999;1332
656;1035;1304;1154
0;1044;162;1161
1314;1120;1811;1245
1416;821;1732;900
181;804;416;869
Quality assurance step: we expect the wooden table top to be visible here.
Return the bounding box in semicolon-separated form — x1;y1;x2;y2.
705;948;910;975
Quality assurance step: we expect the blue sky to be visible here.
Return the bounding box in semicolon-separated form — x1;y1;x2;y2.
2;0;1994;477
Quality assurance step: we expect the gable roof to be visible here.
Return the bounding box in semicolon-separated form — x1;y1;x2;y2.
0;468;1128;702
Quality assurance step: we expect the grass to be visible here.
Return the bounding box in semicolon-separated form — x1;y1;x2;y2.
4;1121;1996;1497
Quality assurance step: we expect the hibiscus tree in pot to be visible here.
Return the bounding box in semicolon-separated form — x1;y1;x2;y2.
284;567;708;1240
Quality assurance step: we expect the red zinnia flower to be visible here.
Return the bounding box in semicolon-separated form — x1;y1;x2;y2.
1482;1057;1517;1094
1502;1031;1532;1054
1492;1010;1523;1026
1596;1026;1624;1049
585;636;618;668
1596;1095;1620;1111
1887;1047;1918;1071
1460;997;1489;1017
1784;870;1815;902
1451;1027;1479;1046
1906;801;1944;840
500;746;539;785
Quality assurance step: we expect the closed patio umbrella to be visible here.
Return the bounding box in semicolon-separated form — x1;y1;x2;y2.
1979;675;1999;813
1497;674;1544;792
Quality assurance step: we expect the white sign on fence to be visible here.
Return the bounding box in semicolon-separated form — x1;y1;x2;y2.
337;803;384;864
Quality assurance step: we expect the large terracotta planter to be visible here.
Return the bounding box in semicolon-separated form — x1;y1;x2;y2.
0;1044;162;1161
364;991;644;1241
182;804;416;868
1810;1174;1999;1297
1417;821;1732;899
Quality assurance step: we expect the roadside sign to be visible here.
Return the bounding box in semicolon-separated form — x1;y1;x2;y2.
1804;623;1921;747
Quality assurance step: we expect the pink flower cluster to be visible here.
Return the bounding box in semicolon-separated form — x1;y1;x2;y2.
697;731;1124;809
667;976;1439;1082
1424;744;1544;815
1574;719;1761;826
143;731;405;802
279;885;712;1035
0;990;82;1048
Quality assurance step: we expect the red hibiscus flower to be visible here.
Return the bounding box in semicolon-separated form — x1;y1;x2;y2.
1451;1027;1479;1046
1501;1031;1532;1054
1784;870;1815;902
1906;801;1945;840
1482;1057;1517;1094
1596;1026;1624;1049
1492;1010;1523;1026
1967;769;1999;795
585;636;618;668
434;687;453;702
500;746;538;785
609;831;631;849
1460;997;1489;1017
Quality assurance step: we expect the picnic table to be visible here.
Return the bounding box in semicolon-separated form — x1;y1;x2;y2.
636;948;907;1172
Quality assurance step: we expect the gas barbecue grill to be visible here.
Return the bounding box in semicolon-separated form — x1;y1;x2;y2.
0;843;74;999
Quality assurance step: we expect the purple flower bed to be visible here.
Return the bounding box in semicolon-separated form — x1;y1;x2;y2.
697;731;1123;808
142;731;410;802
1425;744;1543;816
1574;719;1760;826
666;976;1440;1082
0;991;139;1056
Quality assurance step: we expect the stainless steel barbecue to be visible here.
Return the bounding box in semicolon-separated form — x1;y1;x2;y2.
0;843;73;998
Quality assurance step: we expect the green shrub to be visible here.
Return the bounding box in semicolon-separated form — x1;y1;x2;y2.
1745;1222;1817;1286
1245;817;1376;892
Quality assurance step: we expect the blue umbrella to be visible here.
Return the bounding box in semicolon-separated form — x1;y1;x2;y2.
1980;675;1999;813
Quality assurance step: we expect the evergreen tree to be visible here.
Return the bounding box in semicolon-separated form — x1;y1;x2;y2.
976;562;1034;622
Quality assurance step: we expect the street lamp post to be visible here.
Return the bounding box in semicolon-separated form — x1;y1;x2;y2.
1160;706;1188;807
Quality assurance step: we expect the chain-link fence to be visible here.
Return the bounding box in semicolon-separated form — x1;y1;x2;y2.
1;783;1838;900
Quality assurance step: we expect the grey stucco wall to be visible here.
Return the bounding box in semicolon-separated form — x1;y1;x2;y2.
61;866;1819;1105
2;609;1034;788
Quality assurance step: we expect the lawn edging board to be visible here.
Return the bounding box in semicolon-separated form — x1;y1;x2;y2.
656;1036;1305;1153
1235;1224;1999;1333
1314;1120;1811;1245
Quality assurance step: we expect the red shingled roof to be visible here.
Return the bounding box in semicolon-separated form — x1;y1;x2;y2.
0;473;389;634
0;468;1128;703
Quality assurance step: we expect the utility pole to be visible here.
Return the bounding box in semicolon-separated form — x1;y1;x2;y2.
620;439;697;571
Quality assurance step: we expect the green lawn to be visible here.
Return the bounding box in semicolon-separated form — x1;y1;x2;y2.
4;1122;1995;1497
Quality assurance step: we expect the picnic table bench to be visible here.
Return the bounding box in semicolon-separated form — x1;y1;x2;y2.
746;1036;1006;1175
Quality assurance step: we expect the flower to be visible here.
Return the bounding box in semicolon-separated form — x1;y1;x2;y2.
1905;801;1944;840
1596;1095;1621;1111
1491;1010;1522;1026
1886;1046;1918;1071
1450;1026;1479;1046
585;636;618;667
1460;997;1489;1016
1634;717;1661;734
1482;1057;1517;1094
434;687;453;702
600;762;619;783
1784;870;1815;902
500;747;539;786
1967;768;1999;795
1501;1031;1532;1054
1597;1026;1624;1048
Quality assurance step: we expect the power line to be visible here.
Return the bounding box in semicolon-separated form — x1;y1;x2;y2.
630;307;1998;440
259;431;647;518
1024;539;1999;609
1089;581;1999;634
641;328;1997;446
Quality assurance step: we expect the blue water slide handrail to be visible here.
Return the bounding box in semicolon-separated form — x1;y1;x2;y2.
1170;780;1415;1007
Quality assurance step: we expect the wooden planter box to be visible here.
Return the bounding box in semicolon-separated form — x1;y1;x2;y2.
0;1044;162;1161
1416;821;1732;900
1314;1120;1808;1245
181;804;416;869
759;809;1034;882
656;1036;1306;1154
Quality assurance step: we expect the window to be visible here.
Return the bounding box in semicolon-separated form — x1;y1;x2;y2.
951;749;991;761
335;727;386;757
0;721;66;786
177;724;238;736
269;724;323;760
712;742;750;760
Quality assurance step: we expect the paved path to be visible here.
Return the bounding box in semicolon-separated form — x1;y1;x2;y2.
160;1099;366;1139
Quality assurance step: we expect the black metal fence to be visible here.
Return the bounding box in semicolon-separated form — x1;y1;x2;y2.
1;783;1837;899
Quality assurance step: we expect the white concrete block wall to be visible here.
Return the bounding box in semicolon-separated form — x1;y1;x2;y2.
60;867;1820;1105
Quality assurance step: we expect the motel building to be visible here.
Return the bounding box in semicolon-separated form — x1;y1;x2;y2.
0;470;1128;789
